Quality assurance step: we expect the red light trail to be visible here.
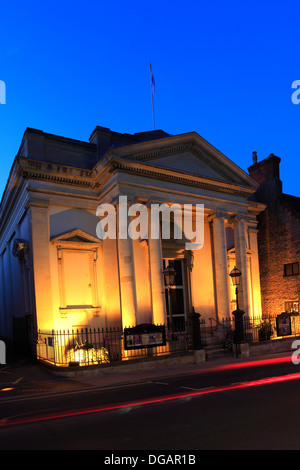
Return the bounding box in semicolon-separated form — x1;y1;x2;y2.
195;355;297;374
1;364;300;429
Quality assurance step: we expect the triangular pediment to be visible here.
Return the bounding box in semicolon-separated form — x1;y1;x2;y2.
111;132;257;190
51;229;101;245
144;151;231;182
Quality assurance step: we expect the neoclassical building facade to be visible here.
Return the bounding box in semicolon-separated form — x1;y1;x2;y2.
0;126;265;353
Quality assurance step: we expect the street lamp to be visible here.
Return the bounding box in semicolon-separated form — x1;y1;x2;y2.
229;266;241;310
163;265;176;287
229;266;244;343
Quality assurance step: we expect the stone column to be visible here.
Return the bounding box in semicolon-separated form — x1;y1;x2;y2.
29;203;54;331
147;203;166;326
117;198;138;328
248;225;262;318
232;215;250;316
210;212;231;319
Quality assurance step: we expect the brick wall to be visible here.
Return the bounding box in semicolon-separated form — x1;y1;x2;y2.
257;195;300;316
249;155;300;317
248;153;281;185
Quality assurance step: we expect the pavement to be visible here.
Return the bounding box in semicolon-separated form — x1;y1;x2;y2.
0;349;294;400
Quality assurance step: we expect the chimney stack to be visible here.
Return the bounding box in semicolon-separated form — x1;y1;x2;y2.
252;151;257;165
248;152;282;202
248;152;281;185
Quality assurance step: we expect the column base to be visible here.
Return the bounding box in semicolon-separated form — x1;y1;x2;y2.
232;309;245;344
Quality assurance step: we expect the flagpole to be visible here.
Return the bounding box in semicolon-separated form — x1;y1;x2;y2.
149;63;155;130
151;87;155;131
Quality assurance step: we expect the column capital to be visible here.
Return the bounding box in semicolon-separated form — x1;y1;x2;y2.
247;227;258;233
228;214;254;224
207;211;230;223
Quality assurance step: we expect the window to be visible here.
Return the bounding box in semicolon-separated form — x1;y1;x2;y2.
284;262;299;277
57;248;100;310
63;251;94;307
51;229;102;313
225;227;235;251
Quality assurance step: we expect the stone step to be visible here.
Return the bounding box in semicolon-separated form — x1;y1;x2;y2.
204;341;233;359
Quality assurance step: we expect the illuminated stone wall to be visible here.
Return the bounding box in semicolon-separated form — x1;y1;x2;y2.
0;126;265;355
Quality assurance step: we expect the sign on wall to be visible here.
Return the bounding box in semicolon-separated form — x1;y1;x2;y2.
276;315;292;337
124;324;166;350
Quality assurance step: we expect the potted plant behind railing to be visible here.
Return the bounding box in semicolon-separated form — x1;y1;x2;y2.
258;319;274;341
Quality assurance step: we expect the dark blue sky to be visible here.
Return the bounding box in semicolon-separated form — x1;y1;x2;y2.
1;1;300;198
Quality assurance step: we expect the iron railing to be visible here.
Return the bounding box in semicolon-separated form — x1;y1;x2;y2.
201;314;300;346
37;324;192;367
36;313;300;367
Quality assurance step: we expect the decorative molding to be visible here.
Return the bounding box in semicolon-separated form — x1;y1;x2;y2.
51;229;102;247
59;307;101;313
22;169;97;189
207;211;231;222
53;231;101;313
185;250;194;271
20;157;99;189
109;162;253;198
227;247;254;256
12;238;28;258
190;144;238;183
112;139;252;186
12;238;31;270
228;214;254;224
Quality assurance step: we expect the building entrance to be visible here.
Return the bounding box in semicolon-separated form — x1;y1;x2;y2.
163;258;188;331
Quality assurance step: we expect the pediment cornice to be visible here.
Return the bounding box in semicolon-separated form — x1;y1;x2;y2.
19;157;99;189
51;229;101;247
118;141;237;184
108;158;255;198
107;132;258;189
15;132;258;199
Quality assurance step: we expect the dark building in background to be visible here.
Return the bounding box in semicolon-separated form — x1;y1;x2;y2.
248;152;300;317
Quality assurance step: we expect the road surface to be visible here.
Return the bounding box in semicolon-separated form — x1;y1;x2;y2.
0;355;300;450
